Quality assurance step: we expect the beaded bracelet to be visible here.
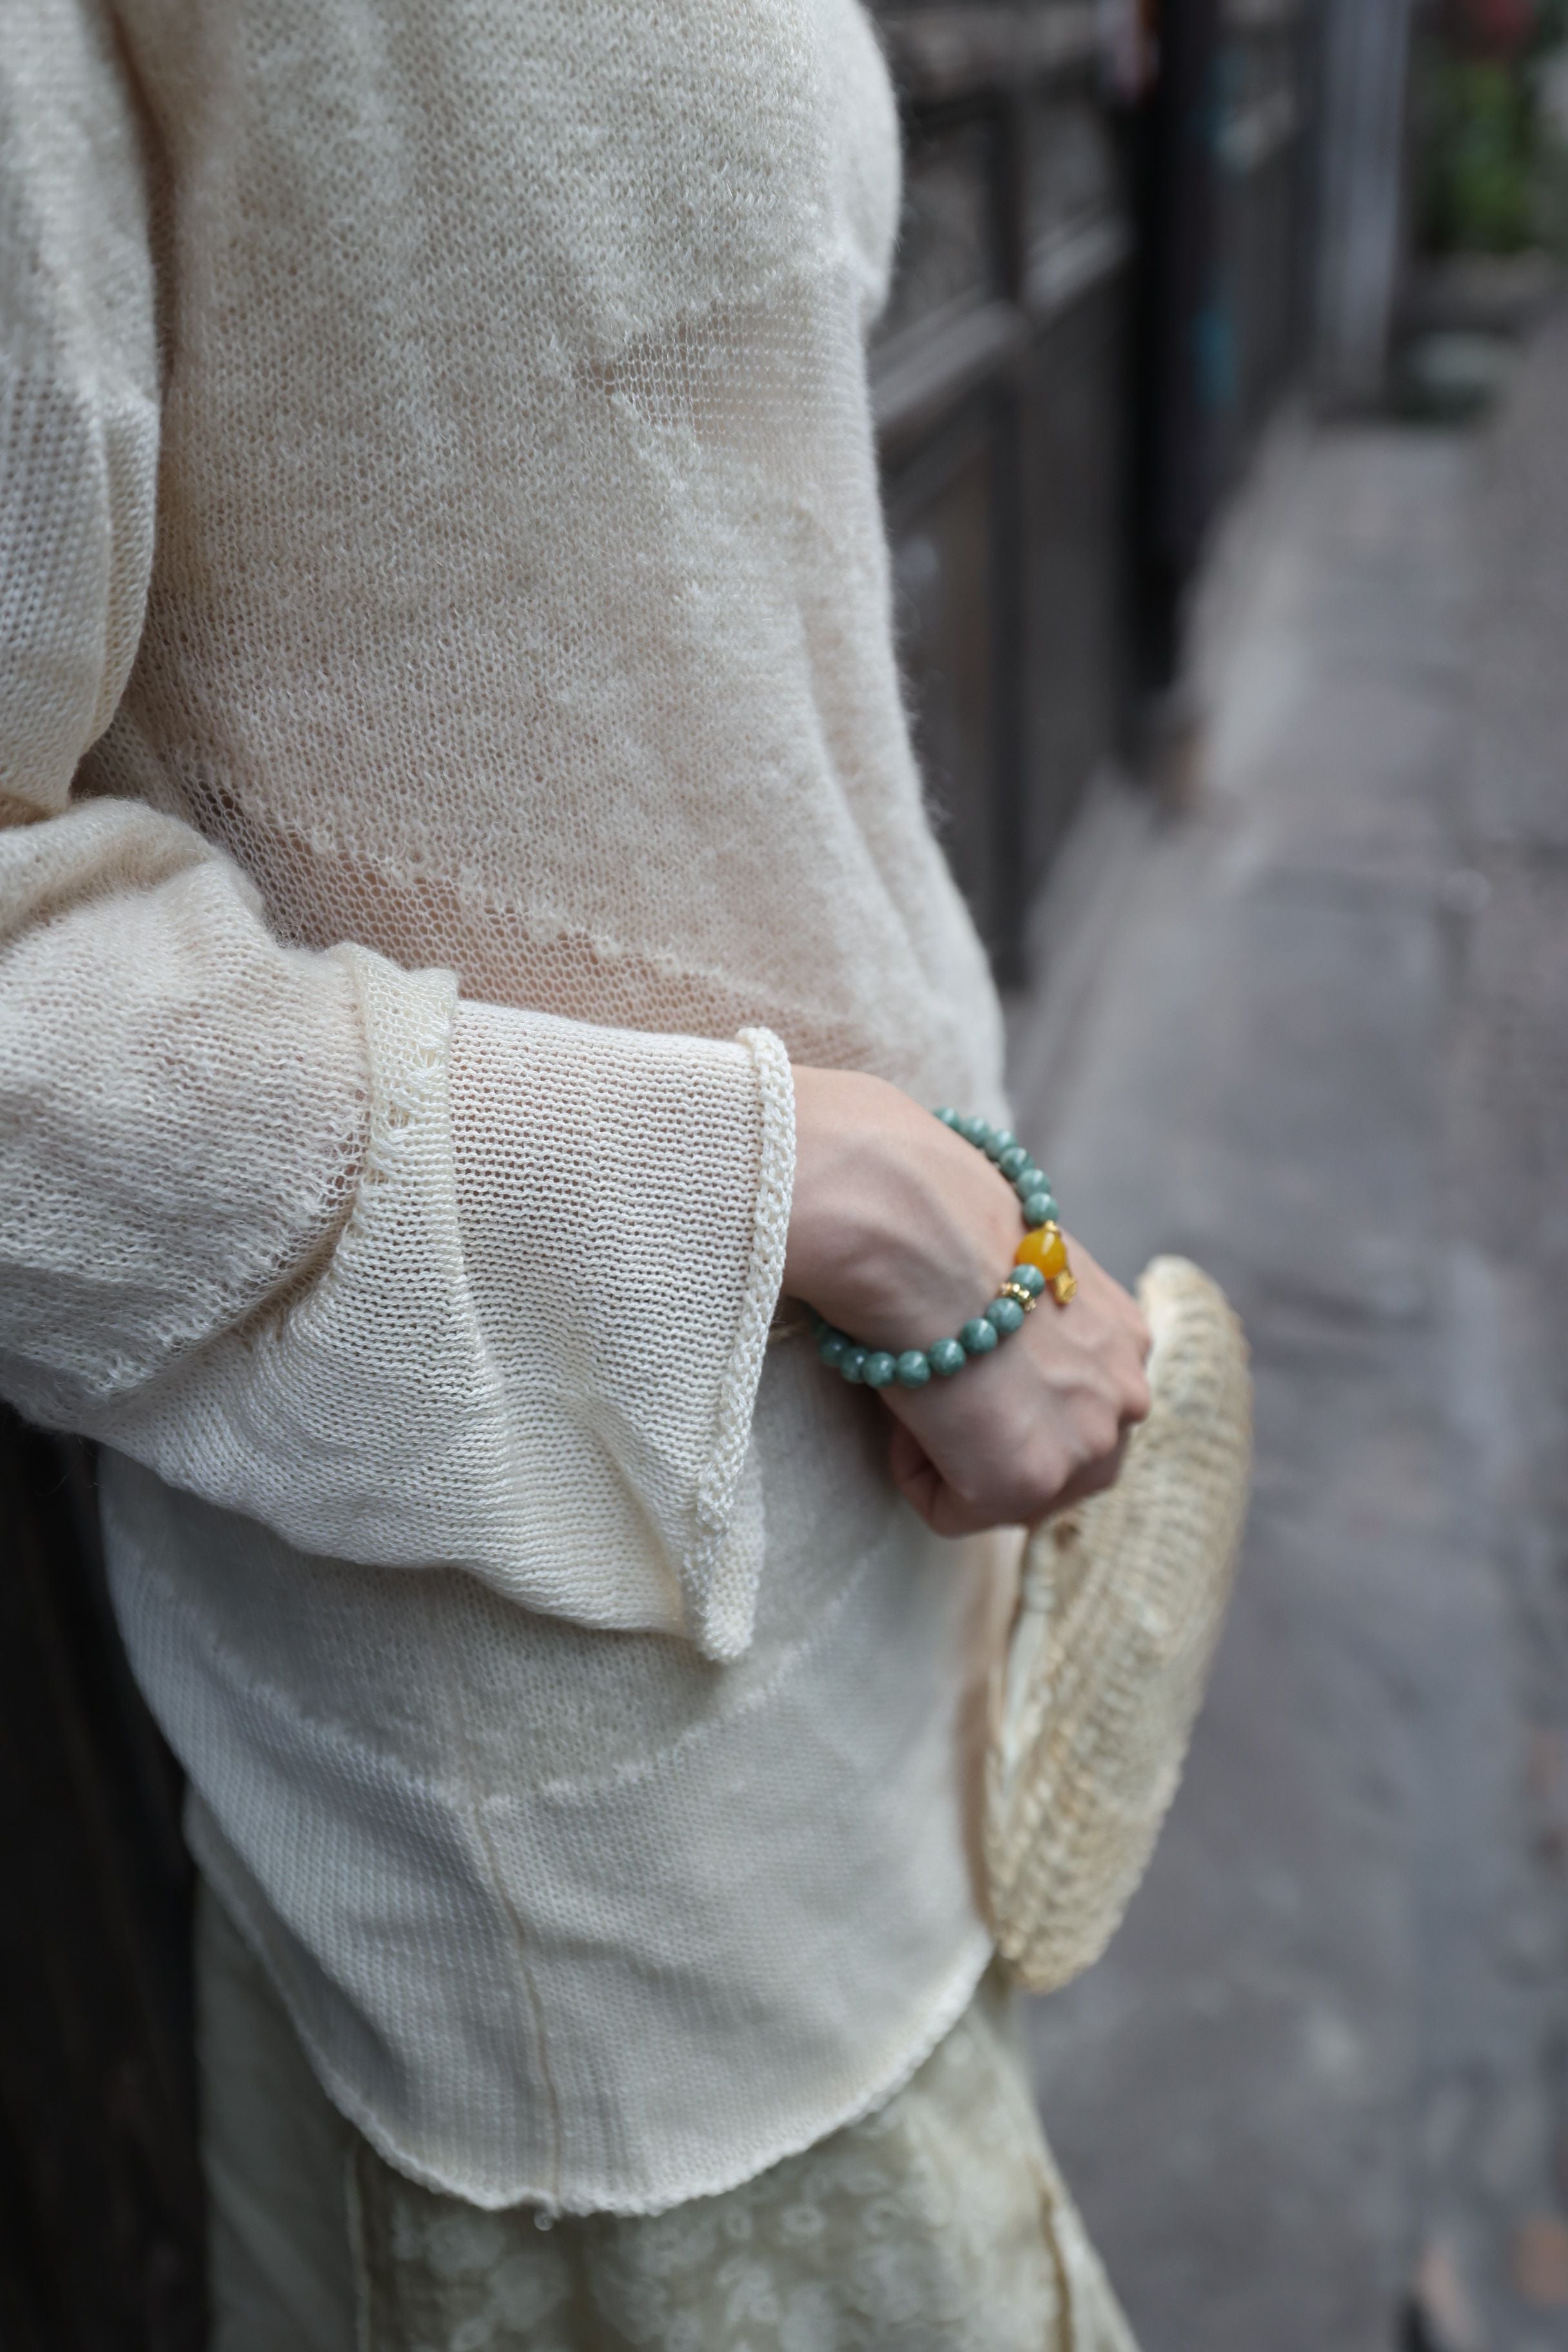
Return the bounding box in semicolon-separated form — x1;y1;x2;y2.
810;1108;1077;1391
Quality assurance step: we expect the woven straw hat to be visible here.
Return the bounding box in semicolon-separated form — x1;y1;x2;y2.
985;1255;1252;1994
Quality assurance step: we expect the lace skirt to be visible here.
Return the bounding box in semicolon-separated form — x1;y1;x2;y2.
199;1880;1138;2352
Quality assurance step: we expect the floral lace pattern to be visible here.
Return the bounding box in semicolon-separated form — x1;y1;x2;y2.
353;1969;1138;2352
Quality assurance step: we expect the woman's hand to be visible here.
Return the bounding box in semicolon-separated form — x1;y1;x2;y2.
784;1065;1152;1536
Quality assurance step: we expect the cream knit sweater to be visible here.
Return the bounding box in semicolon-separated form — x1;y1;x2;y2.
0;0;1012;2211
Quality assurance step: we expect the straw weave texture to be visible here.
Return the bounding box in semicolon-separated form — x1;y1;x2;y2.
986;1258;1252;1994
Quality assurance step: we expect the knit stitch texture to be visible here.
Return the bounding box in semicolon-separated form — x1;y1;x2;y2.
0;0;1010;2210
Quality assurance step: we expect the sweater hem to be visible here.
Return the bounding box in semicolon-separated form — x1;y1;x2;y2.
193;1832;994;2219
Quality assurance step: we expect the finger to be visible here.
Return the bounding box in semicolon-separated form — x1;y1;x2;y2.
887;1422;999;1538
887;1420;943;1526
1050;1430;1129;1514
923;1484;999;1539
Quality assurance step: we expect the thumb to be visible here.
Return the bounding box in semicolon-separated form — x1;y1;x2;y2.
888;1418;943;1529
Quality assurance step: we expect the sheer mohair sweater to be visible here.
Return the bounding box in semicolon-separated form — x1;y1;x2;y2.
0;0;1014;2212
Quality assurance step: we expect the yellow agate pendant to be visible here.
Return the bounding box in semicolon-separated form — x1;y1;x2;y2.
1016;1222;1077;1307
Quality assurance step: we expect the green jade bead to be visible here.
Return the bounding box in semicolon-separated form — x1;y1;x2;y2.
810;1110;1069;1391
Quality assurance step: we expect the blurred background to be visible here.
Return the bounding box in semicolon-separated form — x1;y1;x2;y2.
6;0;1568;2344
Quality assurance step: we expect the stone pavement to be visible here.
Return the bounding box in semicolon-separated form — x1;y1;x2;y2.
1005;313;1568;2351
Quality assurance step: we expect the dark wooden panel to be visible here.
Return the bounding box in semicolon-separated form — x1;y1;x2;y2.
885;392;1023;965
870;81;1024;460
1021;73;1133;882
870;5;1141;962
0;1408;204;2352
1217;13;1311;469
877;3;1101;106
875;106;1008;352
1024;78;1128;293
1127;0;1315;692
1024;272;1132;887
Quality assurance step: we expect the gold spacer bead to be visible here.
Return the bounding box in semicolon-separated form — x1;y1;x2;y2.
1050;1269;1078;1306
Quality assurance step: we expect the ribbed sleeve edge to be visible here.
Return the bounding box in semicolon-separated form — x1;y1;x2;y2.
683;1024;796;1660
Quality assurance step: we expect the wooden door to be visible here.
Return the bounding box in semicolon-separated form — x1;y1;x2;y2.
0;1409;204;2352
1131;0;1315;689
870;3;1138;977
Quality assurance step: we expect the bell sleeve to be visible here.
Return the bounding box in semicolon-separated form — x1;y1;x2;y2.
0;0;794;1660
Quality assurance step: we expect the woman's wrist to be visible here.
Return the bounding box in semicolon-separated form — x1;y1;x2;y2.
807;1106;1075;1389
783;1065;1023;1348
783;1065;1151;1537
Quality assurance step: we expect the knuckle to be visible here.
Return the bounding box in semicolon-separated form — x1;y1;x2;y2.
1078;1404;1122;1465
1077;1450;1122;1500
1021;1442;1072;1521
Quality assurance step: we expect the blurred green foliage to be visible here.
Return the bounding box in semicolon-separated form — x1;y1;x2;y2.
1424;58;1534;249
1418;0;1568;253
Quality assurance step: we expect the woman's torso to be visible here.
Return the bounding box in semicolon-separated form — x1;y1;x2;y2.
93;0;1011;2214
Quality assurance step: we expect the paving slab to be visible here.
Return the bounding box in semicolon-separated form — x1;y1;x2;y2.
1006;322;1568;2350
